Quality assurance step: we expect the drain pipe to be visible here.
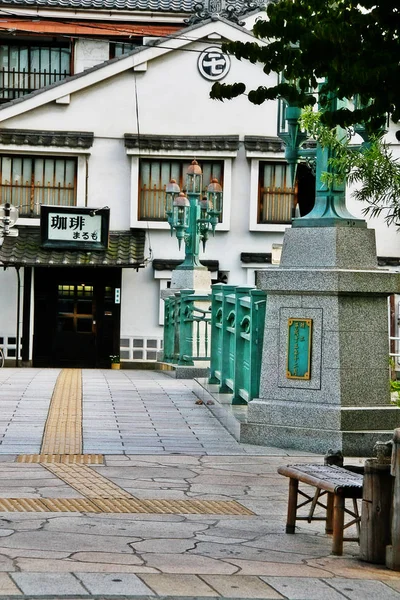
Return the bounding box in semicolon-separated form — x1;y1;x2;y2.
15;266;20;368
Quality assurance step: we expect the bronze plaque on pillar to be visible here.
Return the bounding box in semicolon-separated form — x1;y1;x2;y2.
287;318;312;380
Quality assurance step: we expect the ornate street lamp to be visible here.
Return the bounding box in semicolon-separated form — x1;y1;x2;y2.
166;160;223;270
278;88;367;228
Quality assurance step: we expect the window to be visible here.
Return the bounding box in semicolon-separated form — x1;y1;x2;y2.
257;161;315;224
0;155;77;216
0;42;71;101
110;41;140;59
258;162;296;224
139;159;223;221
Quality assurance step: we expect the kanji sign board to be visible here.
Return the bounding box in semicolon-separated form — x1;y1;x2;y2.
41;206;110;250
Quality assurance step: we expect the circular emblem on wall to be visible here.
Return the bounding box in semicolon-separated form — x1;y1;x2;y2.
198;46;231;81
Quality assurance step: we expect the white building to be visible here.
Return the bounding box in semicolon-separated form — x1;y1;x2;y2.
0;12;398;368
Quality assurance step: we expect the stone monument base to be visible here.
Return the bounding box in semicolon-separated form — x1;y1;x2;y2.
242;401;399;455
247;226;400;457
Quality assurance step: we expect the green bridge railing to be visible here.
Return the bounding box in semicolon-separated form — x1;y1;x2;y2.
208;285;267;404
163;284;267;404
163;289;211;366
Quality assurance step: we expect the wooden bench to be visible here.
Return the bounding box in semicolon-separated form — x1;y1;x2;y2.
278;463;363;556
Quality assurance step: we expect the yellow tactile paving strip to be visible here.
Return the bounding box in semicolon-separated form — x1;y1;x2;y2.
40;369;83;455
8;369;254;516
16;454;104;464
43;463;133;499
0;497;253;515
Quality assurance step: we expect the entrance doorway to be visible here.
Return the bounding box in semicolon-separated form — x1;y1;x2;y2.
33;267;121;367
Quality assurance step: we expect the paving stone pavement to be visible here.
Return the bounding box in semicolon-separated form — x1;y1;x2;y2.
0;368;397;599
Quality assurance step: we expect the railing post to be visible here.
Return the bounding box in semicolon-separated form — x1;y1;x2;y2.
163;296;174;362
249;290;267;402
219;286;238;393
209;284;225;384
232;287;254;405
177;289;195;366
173;291;181;363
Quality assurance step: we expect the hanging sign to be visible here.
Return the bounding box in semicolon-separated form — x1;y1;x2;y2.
41;206;110;250
286;318;312;380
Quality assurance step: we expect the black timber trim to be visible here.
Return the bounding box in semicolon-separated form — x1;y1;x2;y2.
124;134;239;152
153;258;219;271
241;252;272;264
0;129;94;148
378;256;400;267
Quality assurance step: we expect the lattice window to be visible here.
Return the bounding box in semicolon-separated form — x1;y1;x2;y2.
138;159;223;221
0;155;77;216
258;162;297;224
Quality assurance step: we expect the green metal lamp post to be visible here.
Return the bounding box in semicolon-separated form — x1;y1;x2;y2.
165;160;223;272
278;90;366;228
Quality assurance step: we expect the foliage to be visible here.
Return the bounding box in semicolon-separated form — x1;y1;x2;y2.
299;108;400;227
109;354;120;364
391;379;400;405
210;0;400;134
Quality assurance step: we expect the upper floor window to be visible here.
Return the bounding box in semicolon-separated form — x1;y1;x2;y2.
0;42;71;102
139;158;224;221
110;41;140;59
258;161;315;224
258;162;296;224
0;155;77;216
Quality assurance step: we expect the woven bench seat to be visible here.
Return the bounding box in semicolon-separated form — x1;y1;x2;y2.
278;463;363;556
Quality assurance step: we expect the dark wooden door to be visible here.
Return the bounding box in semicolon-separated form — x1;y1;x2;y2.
33;267;121;367
54;282;96;367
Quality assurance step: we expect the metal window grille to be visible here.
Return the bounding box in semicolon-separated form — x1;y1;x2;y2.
0;42;71;101
138;159;223;221
258;162;297;224
0;155;77;216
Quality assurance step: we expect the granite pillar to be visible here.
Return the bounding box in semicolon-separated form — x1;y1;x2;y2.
242;227;400;456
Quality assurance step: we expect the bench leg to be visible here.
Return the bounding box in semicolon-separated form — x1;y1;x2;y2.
332;495;344;556
326;492;334;534
286;478;298;534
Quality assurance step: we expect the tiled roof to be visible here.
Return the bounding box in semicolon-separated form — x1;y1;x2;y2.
244;136;284;153
0;0;208;9
0;0;262;11
0;129;94;148
125;134;240;151
0;227;146;267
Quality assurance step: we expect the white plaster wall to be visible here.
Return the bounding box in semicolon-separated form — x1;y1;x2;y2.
131;42;277;137
0;267;20;353
74;39;110;73
87;138;131;230
121;265;161;337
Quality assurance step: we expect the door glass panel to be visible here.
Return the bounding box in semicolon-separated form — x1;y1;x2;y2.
77;300;92;315
76;318;93;333
57;283;93;333
58;317;74;332
58;299;74;314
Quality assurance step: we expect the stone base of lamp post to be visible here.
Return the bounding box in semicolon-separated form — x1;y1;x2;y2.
242;226;400;457
170;267;211;295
